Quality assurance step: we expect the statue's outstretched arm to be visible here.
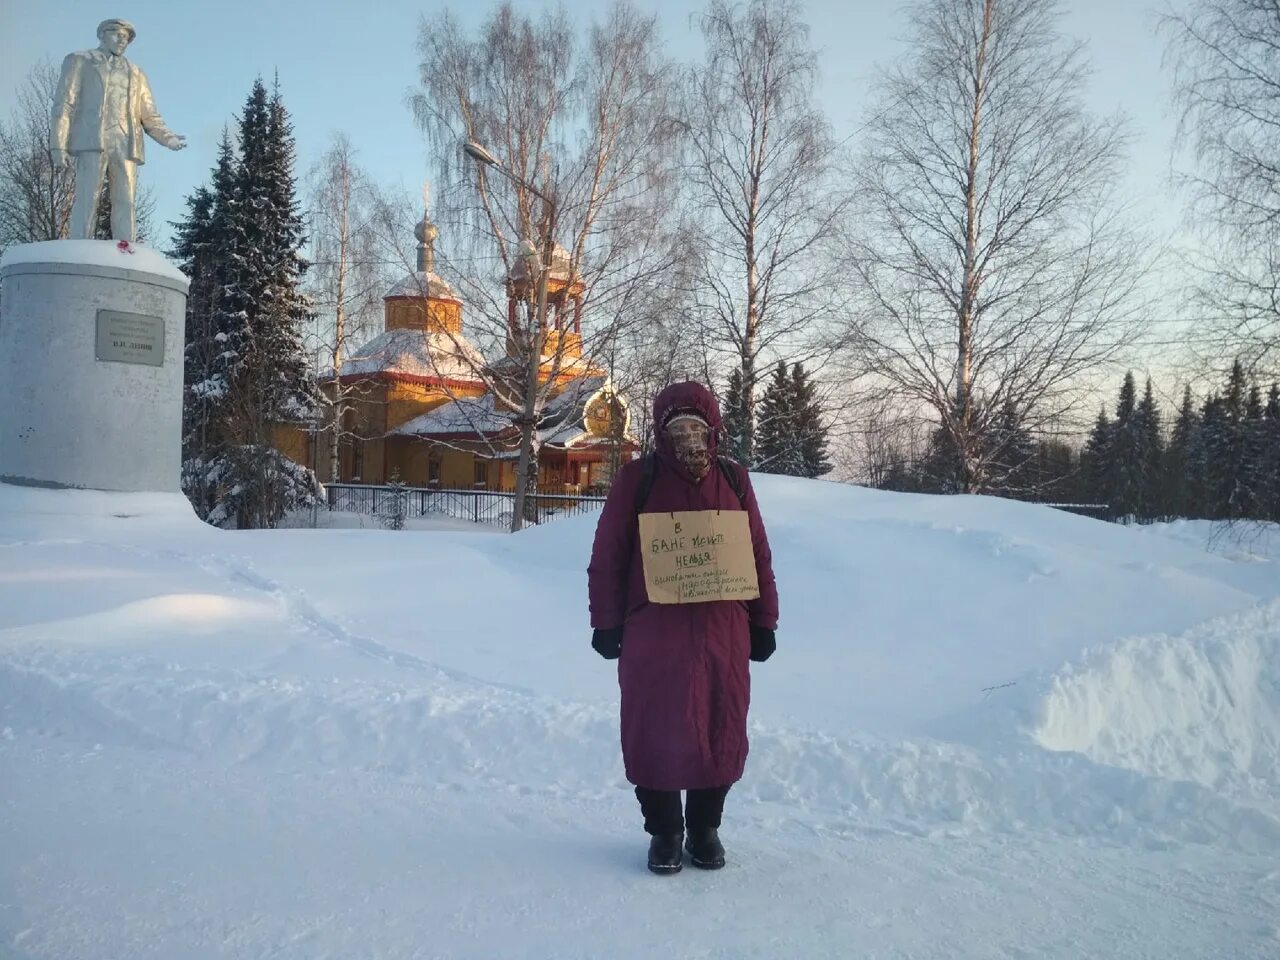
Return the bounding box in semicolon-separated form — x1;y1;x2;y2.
137;71;185;151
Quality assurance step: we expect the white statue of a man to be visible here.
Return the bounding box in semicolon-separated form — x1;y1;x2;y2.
51;19;186;243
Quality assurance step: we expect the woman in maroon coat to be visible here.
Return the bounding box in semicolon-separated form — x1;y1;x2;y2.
588;381;779;874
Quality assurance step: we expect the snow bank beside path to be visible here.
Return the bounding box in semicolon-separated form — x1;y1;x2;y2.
5;627;1280;854
4;479;1280;843
1031;602;1280;804
5;477;1280;832
230;476;1280;738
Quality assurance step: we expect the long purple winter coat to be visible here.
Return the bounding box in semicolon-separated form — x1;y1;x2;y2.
587;381;779;790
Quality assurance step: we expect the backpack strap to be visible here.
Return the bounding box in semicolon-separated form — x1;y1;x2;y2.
717;456;746;507
634;453;745;513
634;453;658;514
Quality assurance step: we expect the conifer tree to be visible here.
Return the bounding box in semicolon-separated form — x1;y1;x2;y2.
257;82;318;426
755;362;798;475
987;401;1035;497
173;131;237;521
181;79;321;529
1165;385;1201;519
918;426;963;494
172;178;216;518
1108;372;1142;520
210;83;271;451
790;362;830;478
1243;382;1267;518
1201;391;1228;518
753;361;829;478
1082;406;1112;515
1134;378;1164;519
1206;361;1251;519
1264;384;1280;521
1035;439;1078;503
92;177;113;241
720;367;751;465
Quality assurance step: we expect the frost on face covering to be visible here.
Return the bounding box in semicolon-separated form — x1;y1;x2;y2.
666;415;711;479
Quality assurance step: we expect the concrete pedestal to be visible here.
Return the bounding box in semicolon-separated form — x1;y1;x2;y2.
0;239;189;492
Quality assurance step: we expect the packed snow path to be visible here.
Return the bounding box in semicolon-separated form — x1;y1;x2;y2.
2;481;1279;958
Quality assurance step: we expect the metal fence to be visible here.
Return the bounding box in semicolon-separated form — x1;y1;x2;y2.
326;483;606;526
325;483;1112;528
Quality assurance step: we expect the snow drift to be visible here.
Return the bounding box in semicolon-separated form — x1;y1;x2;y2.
4;477;1279;839
1031;603;1280;803
3;478;1280;958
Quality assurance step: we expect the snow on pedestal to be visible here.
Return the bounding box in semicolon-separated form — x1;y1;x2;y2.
0;239;189;492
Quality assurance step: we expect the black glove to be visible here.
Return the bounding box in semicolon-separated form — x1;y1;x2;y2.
592;626;623;660
749;625;776;662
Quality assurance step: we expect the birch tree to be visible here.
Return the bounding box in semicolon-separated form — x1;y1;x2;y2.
846;0;1147;494
681;0;847;466
411;0;679;529
0;60;74;251
1162;0;1280;377
305;134;391;485
593;226;713;456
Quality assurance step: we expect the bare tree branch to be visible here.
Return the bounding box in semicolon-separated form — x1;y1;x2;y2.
844;0;1150;493
404;1;680;523
679;0;851;464
0;59;75;251
1161;0;1280;379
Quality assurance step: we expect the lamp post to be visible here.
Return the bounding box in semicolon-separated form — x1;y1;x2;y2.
462;140;556;533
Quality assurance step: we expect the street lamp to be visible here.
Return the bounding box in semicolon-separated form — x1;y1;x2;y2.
462;139;557;533
463;140;499;167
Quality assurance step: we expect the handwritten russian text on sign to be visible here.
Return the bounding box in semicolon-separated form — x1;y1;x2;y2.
638;510;760;604
96;309;164;367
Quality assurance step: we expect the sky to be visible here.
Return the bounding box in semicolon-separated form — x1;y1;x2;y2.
1;0;1196;382
1;0;1182;238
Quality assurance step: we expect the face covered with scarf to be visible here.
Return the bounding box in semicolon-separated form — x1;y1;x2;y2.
664;412;712;480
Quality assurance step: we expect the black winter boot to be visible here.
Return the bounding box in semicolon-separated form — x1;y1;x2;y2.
647;833;684;874
685;828;725;869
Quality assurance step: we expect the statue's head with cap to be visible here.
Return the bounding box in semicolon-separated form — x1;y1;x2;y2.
96;19;136;57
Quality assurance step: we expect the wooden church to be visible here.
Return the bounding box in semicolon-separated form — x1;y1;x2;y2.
282;209;636;492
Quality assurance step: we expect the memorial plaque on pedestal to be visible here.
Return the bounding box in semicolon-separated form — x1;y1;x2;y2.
95;309;165;367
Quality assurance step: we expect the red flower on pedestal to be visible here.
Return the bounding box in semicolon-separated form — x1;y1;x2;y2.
116;240;134;254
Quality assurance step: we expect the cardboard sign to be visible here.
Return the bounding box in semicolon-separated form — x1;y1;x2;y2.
638;510;760;604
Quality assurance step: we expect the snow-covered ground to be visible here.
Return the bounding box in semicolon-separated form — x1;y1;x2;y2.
1139;517;1280;564
2;478;1279;959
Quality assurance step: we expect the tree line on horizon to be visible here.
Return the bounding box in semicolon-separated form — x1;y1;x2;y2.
877;362;1280;526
